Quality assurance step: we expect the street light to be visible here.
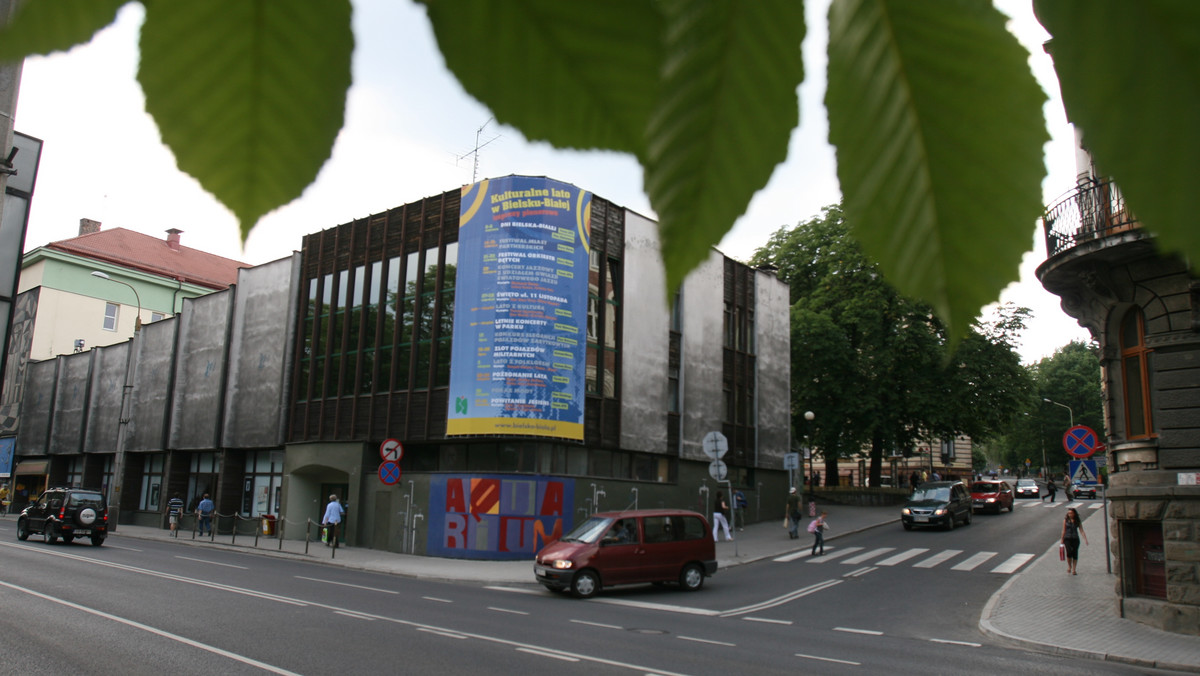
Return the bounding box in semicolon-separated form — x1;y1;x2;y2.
91;271;142;332
1043;397;1074;427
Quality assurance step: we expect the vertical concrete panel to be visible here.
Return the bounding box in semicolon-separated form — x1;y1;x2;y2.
680;252;725;461
170;291;232;450
84;342;129;452
755;269;791;467
128;317;177;451
223;256;300;448
619;211;668;454
16;359;56;454
49;350;91;453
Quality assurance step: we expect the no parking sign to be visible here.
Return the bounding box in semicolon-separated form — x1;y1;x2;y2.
1062;425;1099;459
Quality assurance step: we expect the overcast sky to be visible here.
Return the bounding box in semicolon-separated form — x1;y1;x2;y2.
12;0;1090;362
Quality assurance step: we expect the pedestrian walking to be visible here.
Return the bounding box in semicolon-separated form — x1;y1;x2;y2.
785;487;802;539
711;491;733;542
809;511;829;556
166;492;184;537
322;493;345;548
1061;507;1088;574
196;493;215;536
909;471;921;491
1046;478;1057;503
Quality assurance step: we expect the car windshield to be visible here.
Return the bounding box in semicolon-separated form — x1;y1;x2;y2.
558;516;613;544
1017;480;1037;487
971;483;999;493
911;487;950;502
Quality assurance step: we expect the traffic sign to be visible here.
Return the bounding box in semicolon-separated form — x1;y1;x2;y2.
1069;459;1098;485
708;460;728;481
379;460;401;485
783;452;800;470
1062;425;1099;459
380;438;404;463
702;431;728;460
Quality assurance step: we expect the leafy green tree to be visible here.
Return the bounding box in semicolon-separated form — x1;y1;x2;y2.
755;205;1030;486
3;1;1195;341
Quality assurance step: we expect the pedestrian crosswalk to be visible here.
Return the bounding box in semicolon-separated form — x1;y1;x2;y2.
774;545;1036;574
1015;500;1103;509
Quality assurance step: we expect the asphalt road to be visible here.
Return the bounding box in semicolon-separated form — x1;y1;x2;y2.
0;495;1183;676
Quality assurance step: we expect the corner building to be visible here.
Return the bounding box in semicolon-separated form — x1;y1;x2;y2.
282;175;790;559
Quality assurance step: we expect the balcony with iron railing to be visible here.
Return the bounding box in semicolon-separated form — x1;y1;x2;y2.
1042;177;1140;258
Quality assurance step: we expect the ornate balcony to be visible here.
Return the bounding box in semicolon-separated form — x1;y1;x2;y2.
1042;177;1139;258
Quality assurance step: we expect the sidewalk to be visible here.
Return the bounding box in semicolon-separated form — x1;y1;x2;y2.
93;504;1198;671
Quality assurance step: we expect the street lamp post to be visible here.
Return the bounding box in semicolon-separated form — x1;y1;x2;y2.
91;271;142;332
1042;397;1073;479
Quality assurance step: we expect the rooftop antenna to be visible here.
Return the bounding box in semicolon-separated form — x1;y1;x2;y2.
457;117;500;183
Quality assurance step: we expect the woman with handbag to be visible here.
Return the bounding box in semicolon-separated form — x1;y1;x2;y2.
1061;507;1088;574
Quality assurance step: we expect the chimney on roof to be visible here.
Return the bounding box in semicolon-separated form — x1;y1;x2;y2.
166;228;183;251
79;218;101;236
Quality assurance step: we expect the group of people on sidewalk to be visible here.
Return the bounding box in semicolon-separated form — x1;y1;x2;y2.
164;492;214;537
783;486;828;555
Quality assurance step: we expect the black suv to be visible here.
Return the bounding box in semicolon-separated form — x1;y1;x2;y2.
901;481;972;531
17;487;108;546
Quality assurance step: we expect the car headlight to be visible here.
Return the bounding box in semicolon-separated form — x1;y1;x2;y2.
986;498;996;503
901;508;911;515
552;560;573;570
934;507;947;516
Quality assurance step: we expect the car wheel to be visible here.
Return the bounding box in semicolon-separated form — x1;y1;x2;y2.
964;510;972;526
44;525;59;544
17;518;30;541
1008;502;1015;512
946;513;955;531
902;522;913;531
91;536;105;547
571;570;600;599
679;563;705;592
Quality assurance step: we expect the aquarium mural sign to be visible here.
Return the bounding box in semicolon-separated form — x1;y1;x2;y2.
427;474;573;560
446;175;590;441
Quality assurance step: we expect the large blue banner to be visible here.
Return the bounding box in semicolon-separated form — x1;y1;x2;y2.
0;437;12;478
447;176;590;440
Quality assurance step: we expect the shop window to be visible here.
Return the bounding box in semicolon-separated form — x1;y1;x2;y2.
138;454;165;511
1119;308;1154;439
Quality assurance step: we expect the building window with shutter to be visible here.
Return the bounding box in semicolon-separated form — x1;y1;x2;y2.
1119;307;1154;439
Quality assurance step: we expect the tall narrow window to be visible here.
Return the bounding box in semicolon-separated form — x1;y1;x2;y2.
103;302;119;331
1119;308;1154;439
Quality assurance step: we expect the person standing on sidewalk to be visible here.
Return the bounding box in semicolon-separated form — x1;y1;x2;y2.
809;511;829;556
711;491;733;542
1061;507;1088;574
166;492;184;537
196;493;214;536
322;493;345;548
785;487;802;539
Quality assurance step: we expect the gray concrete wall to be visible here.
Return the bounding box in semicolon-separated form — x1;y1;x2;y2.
223;255;300;449
49;350;91;454
128;317;177;451
619;211;669;454
170;291;233;450
83;341;128;453
16;358;56;454
755;268;791;468
679;251;725;462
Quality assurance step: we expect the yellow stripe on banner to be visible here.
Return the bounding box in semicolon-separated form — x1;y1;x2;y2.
447;417;584;441
460;179;489;227
576;191;591;254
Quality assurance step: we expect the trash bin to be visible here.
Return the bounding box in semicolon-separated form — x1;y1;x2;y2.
261;515;276;536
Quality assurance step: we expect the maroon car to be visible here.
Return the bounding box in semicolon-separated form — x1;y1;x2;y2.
970;480;1014;514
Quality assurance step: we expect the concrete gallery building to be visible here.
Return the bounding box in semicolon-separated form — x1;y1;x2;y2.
1038;136;1200;635
15;175;791;559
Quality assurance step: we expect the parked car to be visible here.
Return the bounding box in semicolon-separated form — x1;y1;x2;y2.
902;481;972;530
534;509;717;598
970;480;1014;513
1071;483;1097;499
17;487;108;546
1014;479;1041;499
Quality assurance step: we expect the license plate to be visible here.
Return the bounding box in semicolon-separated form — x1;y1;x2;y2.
74;529;91;535
914;516;929;523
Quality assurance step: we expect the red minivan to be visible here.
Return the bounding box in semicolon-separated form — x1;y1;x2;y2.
534;509;717;598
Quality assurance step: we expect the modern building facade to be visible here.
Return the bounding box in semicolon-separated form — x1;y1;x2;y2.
1038;135;1200;636
11;176;792;559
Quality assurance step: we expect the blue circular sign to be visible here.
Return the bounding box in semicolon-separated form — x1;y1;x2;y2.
1063;425;1098;459
379;460;402;485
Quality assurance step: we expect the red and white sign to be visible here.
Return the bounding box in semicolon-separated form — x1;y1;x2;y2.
380;438;403;463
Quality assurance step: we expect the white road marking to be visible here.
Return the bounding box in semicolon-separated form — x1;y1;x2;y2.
570;619;623;630
0;579;302;675
990;553;1035;574
487;606;529;616
175;556;248;569
744;617;793;625
795;652;861;666
334;610;375;621
774;547;835;562
913;549;962;568
422;596;454;603
841;547;894;565
842;566;877;578
930;638;981;647
296;575;398;594
418;627;468;640
834;626;883;636
591;598;721;616
678;635;735;647
720;579;843;617
875;548;928;565
951;551;997;571
806;546;863;563
516;647;579;662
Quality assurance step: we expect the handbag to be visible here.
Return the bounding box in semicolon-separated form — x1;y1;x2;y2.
807;519;818;534
783;517;789;529
1059;543;1065;561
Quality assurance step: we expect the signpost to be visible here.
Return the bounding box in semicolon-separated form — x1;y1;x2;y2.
1062;425;1099;459
379;439;404;485
378;461;401;486
701;431;735;556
